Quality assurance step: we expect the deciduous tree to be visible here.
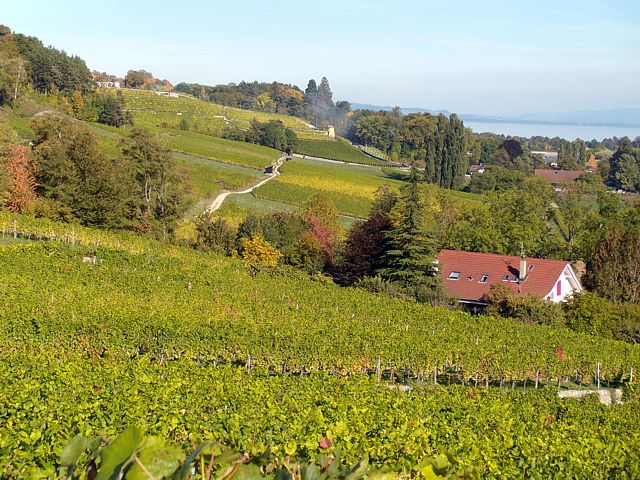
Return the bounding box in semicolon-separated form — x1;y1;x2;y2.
4;145;35;213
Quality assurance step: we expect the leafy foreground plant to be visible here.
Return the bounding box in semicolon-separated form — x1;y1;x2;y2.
60;426;470;480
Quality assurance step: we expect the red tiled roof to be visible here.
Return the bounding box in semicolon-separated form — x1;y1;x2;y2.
436;249;570;303
534;169;583;183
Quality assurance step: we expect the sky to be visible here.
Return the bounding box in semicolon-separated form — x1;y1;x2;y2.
4;0;640;115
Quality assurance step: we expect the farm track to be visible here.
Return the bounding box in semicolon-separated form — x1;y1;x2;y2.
206;156;287;213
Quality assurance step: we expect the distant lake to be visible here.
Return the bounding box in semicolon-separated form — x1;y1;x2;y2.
464;121;640;141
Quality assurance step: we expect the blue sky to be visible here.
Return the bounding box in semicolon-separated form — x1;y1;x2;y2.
4;0;640;115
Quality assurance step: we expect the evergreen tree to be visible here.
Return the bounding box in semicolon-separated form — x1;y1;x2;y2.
317;77;333;102
377;164;439;287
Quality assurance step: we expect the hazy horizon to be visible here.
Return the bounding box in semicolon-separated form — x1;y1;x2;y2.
5;0;640;116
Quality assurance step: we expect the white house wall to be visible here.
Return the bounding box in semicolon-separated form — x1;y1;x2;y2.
545;265;583;302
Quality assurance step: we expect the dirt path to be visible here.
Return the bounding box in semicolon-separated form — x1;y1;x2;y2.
206;155;287;213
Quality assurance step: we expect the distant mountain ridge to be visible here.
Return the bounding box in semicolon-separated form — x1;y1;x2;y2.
350;103;640;128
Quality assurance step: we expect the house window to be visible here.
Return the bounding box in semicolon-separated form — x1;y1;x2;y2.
479;274;489;283
448;271;460;280
528;265;535;271
557;280;562;296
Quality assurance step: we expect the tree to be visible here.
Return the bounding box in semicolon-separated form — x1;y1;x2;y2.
255;92;275;112
195;215;235;254
121;128;189;229
237;212;307;266
468;165;526;193
298;194;341;270
0;30;27;104
336;186;398;285
584;216;640;304
607;140;640;192
4;145;35;213
92;91;132;127
14;33;93;94
240;233;282;267
613;154;639;191
31;116;135;227
377;164;439;288
124;69;152;88
564;292;640;343
423;114;467;190
317;77;333;103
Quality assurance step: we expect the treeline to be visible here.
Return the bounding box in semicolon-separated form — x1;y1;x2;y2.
345;110;470;189
0;116;191;235
175;80;306;116
222;119;297;153
174;77;351;128
0;25;93;104
606;140;640;192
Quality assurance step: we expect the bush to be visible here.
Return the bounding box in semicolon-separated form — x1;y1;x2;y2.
564;292;640;343
486;284;566;326
194;215;235;254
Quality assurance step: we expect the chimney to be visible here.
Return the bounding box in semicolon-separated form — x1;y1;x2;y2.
519;244;527;281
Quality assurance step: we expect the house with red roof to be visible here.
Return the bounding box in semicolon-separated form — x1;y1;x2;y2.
436;249;582;308
534;169;584;184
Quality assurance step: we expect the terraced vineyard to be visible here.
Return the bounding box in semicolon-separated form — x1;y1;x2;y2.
253;158;405;218
0;217;638;382
0;215;639;477
293;137;392;166
116;88;313;132
251;158;484;219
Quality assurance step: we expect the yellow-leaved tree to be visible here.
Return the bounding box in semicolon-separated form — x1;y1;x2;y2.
240;233;282;267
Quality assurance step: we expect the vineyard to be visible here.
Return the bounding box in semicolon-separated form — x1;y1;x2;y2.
117;88;312;132
252;159;484;219
1;215;639;477
253;158;405;218
293;138;392;166
2;352;639;478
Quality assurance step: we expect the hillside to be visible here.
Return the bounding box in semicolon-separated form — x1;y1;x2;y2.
1;213;639;477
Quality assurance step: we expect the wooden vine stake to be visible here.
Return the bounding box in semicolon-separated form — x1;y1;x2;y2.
376;358;381;382
535;370;539;389
596;362;600;389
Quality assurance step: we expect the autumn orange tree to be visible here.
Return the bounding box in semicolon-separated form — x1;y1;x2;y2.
4;145;35;213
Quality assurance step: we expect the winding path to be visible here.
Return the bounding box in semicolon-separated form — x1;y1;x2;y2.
206;155;287;213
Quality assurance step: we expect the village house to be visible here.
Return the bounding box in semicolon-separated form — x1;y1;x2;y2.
436;249;583;309
534;169;584;190
468;163;485;175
